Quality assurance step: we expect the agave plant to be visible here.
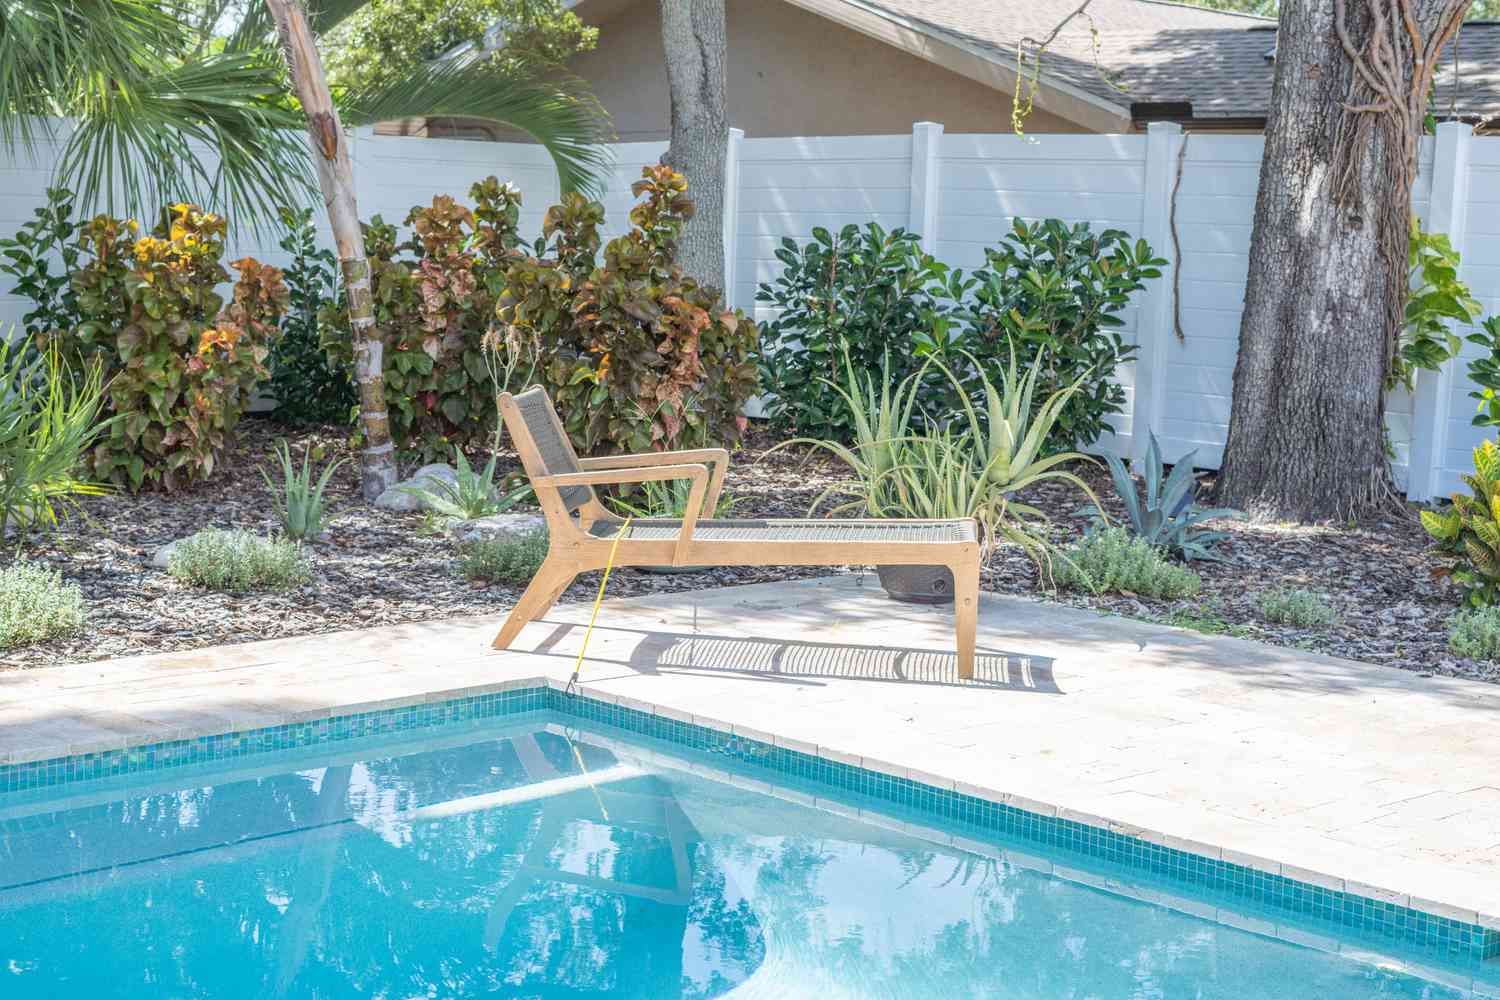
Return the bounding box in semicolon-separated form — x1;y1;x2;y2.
1422;439;1500;608
1094;432;1241;562
777;345;1103;575
261;439;347;541
400;447;533;524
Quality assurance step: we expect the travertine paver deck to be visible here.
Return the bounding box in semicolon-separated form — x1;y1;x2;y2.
3;575;1499;931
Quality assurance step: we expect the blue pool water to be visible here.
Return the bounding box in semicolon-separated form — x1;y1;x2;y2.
0;715;1488;999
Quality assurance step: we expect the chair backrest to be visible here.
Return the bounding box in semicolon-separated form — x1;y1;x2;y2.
504;387;597;514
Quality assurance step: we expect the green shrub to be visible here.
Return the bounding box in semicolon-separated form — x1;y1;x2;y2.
1255;587;1336;628
457;529;549;584
942;219;1165;450
323;178;525;462
47;204;287;491
1421;440;1500;607
497;165;759;456
754;222;954;438
1054;526;1201;599
0;561;85;650
1448;606;1500;661
167;529;311;592
0;187;84;339
267;207;356;426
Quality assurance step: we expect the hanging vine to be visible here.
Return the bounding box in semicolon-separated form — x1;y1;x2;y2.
1012;0;1123;136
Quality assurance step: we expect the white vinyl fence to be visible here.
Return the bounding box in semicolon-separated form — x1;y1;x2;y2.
1;120;1492;500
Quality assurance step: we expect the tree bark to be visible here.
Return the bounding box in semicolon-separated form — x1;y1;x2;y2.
265;0;399;500
1215;0;1466;522
659;0;727;292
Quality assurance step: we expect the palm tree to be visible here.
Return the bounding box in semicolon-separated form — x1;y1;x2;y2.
0;0;611;497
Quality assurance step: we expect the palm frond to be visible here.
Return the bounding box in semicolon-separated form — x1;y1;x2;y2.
337;59;612;196
57;51;312;230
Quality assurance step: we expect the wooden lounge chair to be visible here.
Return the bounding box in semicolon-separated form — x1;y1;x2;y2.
492;387;983;678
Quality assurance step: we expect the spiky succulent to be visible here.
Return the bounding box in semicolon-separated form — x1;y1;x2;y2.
1095;433;1241;562
1422;440;1500;608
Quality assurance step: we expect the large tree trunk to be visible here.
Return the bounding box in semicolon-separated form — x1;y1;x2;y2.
659;0;727;292
1215;0;1466;522
265;0;399;500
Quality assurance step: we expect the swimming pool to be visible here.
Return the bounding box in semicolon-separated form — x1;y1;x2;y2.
1;700;1495;998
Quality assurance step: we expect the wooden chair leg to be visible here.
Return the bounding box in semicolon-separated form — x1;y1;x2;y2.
953;557;980;681
492;561;574;650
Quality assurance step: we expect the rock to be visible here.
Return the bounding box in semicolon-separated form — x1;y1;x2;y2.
150;539;182;570
450;513;547;546
373;464;460;513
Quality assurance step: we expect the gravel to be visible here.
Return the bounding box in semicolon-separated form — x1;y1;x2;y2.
3;418;1484;683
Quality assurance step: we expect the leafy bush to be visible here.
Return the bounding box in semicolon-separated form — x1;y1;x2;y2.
1421;440;1500;607
267;207;356;426
1095;432;1240;561
943;219;1165;450
323;178;525;462
262;439;346;541
1448;605;1500;661
0;338;112;536
167;529;311;592
755;223;955;438
497;166;760;456
1255;587;1337;628
1394;221;1479;391
1054;526;1201;599
457;528;549;584
48;205;287;490
0;561;85;650
400;447;532;523
0;187;84;339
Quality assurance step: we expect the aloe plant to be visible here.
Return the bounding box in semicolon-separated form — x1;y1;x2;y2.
1095;432;1240;562
400;447;533;524
261;439;347;540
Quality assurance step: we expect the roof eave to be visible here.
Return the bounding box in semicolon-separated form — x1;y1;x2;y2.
780;0;1135;132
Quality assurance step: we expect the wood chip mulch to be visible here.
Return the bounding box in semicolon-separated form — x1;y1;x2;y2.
3;418;1484;684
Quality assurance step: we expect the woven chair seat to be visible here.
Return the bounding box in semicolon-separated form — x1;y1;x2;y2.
589;518;976;544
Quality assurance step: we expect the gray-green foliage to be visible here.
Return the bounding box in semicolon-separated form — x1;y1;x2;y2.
1255;587;1337;628
1097;432;1241;561
457;528;549;584
262;439;347;541
167;529;311;593
401;448;533;524
1448;606;1500;661
1054;526;1202;599
0;337;112;537
0;560;85;649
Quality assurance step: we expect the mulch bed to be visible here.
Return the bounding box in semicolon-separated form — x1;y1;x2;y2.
4;417;1483;683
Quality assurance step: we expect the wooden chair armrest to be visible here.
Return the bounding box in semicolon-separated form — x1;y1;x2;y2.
539;463;709;566
574;449;728;520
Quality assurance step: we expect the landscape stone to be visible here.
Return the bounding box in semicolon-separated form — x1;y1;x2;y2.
449;513;547;546
373;463;460;513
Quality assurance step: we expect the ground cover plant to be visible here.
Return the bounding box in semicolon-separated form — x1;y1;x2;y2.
1053;526;1202;600
0;561;85;650
457;529;549;584
1255;587;1337;628
167;528;311;593
1448;605;1500;661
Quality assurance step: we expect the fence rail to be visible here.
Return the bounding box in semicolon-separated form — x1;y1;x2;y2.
0;120;1489;500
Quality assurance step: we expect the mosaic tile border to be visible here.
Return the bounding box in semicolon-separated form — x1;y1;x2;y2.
1;679;1495;964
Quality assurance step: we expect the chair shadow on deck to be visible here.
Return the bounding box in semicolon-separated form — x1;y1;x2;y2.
526;621;1061;693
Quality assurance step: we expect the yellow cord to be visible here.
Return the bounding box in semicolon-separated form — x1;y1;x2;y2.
567;516;631;692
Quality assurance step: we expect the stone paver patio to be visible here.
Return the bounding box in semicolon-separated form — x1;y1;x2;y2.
3;575;1499;935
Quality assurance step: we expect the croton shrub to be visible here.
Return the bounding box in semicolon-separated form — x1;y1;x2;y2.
321;178;525;462
496;165;760;455
50;205;286;491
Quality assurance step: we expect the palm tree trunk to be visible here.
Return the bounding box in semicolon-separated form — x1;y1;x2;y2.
659;0;727;292
265;0;398;500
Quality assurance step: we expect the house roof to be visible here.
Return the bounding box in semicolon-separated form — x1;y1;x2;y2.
848;0;1500;124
